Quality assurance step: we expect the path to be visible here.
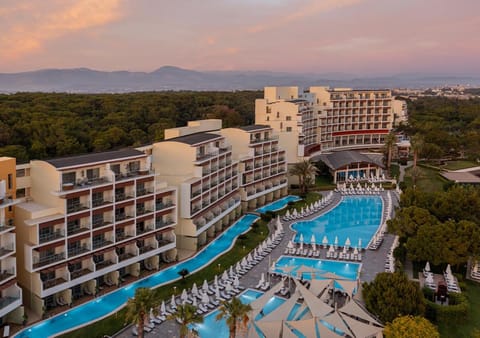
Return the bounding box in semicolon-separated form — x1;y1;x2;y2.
398;160;413;182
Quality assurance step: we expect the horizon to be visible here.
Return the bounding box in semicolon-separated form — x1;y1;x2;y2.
1;0;479;76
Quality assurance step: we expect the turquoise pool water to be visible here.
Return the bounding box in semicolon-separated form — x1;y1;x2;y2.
16;214;259;338
274;256;360;282
256;195;300;213
291;196;382;249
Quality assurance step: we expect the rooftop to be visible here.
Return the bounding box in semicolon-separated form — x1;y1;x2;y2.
45;148;146;170
440;171;480;184
313;151;385;170
165;132;222;146
237;125;271;132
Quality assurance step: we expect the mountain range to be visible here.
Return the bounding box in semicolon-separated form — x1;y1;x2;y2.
0;66;479;93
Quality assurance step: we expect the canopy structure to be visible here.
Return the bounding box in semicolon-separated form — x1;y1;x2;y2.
256;320;283;338
339;299;383;326
258;292;300;322
340;313;384;338
286;318;317;338
294;279;333;318
335;279;358;298
322;311;353;336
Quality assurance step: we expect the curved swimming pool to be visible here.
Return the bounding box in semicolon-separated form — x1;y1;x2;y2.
16;214;259;338
256;195;300;214
291;195;382;249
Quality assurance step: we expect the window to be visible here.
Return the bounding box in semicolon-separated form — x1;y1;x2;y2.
16;169;25;177
16;188;26;198
86;168;100;180
128;161;140;173
286;116;291;121
276;112;280;118
286;127;292;132
110;164;120;174
62;172;76;185
7;174;12;189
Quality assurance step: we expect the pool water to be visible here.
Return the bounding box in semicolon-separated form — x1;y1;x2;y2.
291;196;382;249
256;195;300;214
16;214;259;338
274;256;360;282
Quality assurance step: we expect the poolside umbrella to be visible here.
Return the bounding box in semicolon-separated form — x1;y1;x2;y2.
181;289;188;303
300;207;305;216
305;205;310;214
299;233;304;243
202;291;210;304
214;274;219;286
344;237;351;250
446;264;452;276
334;236;339;248
202;280;209;293
285;210;291;218
353;247;359;255
171;294;176;307
222;270;229;281
328;245;335;253
310;234;316;245
259;273;265;285
225;282;233;294
425;261;431;273
287;241;294;249
292;209;298;218
267;237;273;247
300;240;304;251
191;283;198;296
358;238;362;249
425;273;434;284
236;262;242;274
229;266;235;278
192;295;197;307
215;286;221;300
322;236;328;247
160;301;166;315
233;276;240;288
276;216;282;229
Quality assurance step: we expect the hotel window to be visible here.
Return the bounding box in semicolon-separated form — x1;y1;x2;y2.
286;127;292;132
128;161;140;173
62;172;76;185
16;169;25;177
86;168;100;180
276;112;280;118
286;116;291;121
110;164;120;175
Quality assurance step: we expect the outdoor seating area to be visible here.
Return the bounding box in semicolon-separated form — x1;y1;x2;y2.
471;261;480;281
368;192;393;250
444;264;461;293
335;182;385;195
423;262;436;290
282;192;334;221
326;244;363;262
384;236;399;273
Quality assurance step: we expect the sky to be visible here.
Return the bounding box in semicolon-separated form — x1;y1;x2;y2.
0;0;479;75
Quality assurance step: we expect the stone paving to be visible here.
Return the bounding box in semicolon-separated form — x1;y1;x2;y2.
115;190;398;338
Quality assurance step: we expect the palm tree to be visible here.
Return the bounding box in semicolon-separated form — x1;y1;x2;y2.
215;297;253;338
289;160;318;195
168;303;203;338
410;134;424;186
125;287;158;338
384;131;397;173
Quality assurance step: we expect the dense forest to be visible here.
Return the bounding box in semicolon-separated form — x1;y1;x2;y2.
402;97;480;160
0;91;261;162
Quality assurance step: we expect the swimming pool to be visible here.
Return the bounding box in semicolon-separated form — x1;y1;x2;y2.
16;214;259;338
256;195;300;214
291;196;382;249
274;256;360;282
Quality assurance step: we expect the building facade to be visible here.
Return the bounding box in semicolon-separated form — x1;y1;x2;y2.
220;125;288;210
0;157;23;324
14;149;177;316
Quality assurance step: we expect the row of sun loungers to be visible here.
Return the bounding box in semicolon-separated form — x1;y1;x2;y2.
282;192;334;222
284;247;321;258
326;250;362;262
444;272;461;293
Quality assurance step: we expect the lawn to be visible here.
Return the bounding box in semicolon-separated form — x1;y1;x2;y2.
389;164;400;180
59;220;269;338
314;175;336;190
442;160;479;171
437;280;480;337
403;165;448;192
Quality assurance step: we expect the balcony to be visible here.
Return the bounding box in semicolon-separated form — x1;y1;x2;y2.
0;221;14;235
92;198;112;208
0;269;14;283
42;277;67;290
157;237;175;247
68;246;90;258
92;238;113;250
70;268;93;280
118;252;136;262
136;207;154;216
115;170;154;182
138;245;155;255
33;252;65;269
59;177;110;193
136;188;154;197
67;202;89;214
92;219;112;229
95;259;115;271
250;135;278;144
67;224;90;236
136;225;155;236
156;219;174;229
39;230;65;244
115;193;134;202
0;246;14;259
192;190;201;198
219;145;232;154
115;213;133;223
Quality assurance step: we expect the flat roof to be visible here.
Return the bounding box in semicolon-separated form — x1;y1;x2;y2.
440;171;480;184
45;148;145;169
237;125;271;132
165;132;222;146
287;99;308;103
313;151;385;170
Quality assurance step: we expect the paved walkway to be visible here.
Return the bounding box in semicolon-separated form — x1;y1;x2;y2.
398;161;413;182
115;190;398;338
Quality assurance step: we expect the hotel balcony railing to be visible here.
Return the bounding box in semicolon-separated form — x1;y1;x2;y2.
92;219;112;229
116;232;134;242
68;246;90;258
136;225;155;236
219;145;232;154
39;230;65;244
0;268;14;283
247;190;255;196
33;252;65;269
280;178;288;184
67;202;89;214
157;237;175;247
254;163;262;168
245;165;253;170
250;135;278;144
192;205;201;214
67;224;91;236
118;252;136;262
115;214;133;222
92;238;113;250
136;188;154;197
155;219;174;229
226;160;232;165
115;169;154;182
71;268;93;280
0;220;14;234
192;190;201;198
193;219;206;228
115;193;134;202
136;208;154;216
95;259;116;271
211;166;218;172
92;198;112;208
43;277;67;290
156;201;174;210
60;176;109;192
211;180;217;186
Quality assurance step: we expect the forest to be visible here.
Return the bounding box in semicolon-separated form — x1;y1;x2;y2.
0;91;261;162
402;97;480;160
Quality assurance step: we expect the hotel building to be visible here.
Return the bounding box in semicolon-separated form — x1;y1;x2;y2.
151;120;241;254
220;125;288;210
0;157;23;324
14;149;177;316
255;87;319;165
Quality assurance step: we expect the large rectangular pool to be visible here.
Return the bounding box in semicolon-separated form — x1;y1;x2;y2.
291;195;382;249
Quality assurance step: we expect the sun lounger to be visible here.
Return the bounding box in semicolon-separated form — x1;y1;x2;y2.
150;313;162;324
2;326;10;338
260;282;270;291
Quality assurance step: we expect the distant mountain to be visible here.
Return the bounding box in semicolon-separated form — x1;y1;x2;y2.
0;66;479;93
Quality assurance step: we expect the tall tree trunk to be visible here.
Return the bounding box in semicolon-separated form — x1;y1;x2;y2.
138;315;145;338
230;321;237;338
387;146;392;172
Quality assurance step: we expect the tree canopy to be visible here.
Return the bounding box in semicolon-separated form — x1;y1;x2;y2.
362;272;425;323
0;91;261;161
384;315;440;338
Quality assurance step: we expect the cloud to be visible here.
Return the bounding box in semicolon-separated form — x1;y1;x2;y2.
248;0;363;33
318;37;385;52
0;0;123;61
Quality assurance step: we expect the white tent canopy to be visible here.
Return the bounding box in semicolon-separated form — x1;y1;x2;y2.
425;261;431;272
258;292;300;322
340;299;383;327
286;318;317;338
340;313;384;338
256;320;282;338
322;311;353;336
294;279;333;318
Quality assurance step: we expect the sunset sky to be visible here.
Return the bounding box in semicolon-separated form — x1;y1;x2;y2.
1;0;479;75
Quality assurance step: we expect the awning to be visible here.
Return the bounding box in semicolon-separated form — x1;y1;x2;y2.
339;299;383;327
340;313;384;338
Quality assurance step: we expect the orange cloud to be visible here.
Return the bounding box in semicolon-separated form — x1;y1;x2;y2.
0;0;123;61
248;0;362;33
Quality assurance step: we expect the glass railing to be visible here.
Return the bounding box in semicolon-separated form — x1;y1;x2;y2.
33;252;65;269
39;231;64;244
66;203;89;214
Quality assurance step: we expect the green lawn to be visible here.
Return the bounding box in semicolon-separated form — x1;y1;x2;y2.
403;166;448;192
389;164;400;180
59;221;269;338
314;175;336;190
438;280;480;337
442;160;479;171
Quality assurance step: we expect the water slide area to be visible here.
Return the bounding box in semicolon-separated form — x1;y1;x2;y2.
16;214;259;338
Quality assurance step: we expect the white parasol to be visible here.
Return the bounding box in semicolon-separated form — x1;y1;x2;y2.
202;279;209;293
222;270;229;281
322;236;328;246
160;301;166;315
181;289;188;302
446;264;452;276
425;261;431;272
358;238;362;249
171;294;176;306
259;273;265;285
345;237;351;249
287;240;294;249
299;233;304;243
202;291;210;304
233;276;240;288
192;295;197;307
334;236;339;247
191;282;198;296
310;234;316;245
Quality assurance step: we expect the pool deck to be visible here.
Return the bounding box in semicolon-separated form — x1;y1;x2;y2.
114;190;398;338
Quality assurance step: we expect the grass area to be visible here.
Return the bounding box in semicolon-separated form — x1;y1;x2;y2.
403;165;448;192
442;160;479;171
389;164;400;180
314;175;336;190
437;280;480;337
59;220;269;338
